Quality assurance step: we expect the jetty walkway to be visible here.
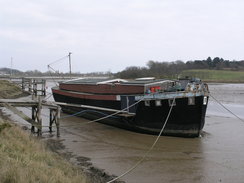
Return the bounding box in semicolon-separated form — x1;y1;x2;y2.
0;98;61;137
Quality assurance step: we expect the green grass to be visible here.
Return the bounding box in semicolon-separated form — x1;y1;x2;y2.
181;69;244;82
0;80;24;98
0;120;87;183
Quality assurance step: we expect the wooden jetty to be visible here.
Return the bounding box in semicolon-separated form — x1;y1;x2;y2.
0;98;61;137
10;77;47;96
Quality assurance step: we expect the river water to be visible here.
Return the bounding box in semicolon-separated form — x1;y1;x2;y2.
2;82;244;183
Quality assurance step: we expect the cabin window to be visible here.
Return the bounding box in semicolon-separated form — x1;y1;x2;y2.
155;100;162;106
145;100;150;106
188;97;195;105
203;96;208;105
168;99;176;106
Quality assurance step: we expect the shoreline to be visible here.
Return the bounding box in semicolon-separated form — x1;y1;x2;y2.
45;138;124;183
0;106;124;183
203;80;244;83
0;111;87;183
0;80;123;183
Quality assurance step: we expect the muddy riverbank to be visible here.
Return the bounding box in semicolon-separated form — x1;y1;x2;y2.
0;80;124;183
0;81;88;183
2;82;244;183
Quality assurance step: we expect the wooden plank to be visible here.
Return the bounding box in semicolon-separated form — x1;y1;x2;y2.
2;103;41;129
0;99;38;107
1;100;60;137
42;102;59;109
0;103;37;107
55;101;136;115
0;100;60;113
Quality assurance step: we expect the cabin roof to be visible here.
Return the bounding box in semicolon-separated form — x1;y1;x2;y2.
61;77;174;86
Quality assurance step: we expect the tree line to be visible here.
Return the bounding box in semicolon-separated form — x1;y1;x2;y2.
115;57;244;79
1;57;244;78
0;67;112;77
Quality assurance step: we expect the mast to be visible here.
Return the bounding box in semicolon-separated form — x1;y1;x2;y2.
68;52;72;75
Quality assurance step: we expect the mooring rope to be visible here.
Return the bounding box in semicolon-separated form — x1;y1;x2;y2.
60;109;119;119
57;96;145;127
47;72;59;87
106;97;175;183
210;93;244;123
22;107;118;119
43;92;54;101
21;96;145;128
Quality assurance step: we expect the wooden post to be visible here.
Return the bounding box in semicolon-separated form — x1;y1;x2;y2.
21;77;25;90
56;106;61;137
2;102;41;132
31;106;36;133
49;109;55;132
37;96;42;136
1;99;60;137
49;106;61;137
33;79;37;96
31;97;42;136
28;79;32;92
42;79;46;96
49;110;52;132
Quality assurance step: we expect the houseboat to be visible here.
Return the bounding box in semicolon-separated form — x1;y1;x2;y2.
52;77;209;137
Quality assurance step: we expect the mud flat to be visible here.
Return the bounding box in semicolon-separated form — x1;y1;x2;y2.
57;83;244;183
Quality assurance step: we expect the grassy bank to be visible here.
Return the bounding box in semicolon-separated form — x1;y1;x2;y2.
0;80;87;183
181;69;244;82
0;120;87;183
0;80;29;98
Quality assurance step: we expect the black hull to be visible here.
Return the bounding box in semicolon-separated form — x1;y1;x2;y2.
53;92;208;137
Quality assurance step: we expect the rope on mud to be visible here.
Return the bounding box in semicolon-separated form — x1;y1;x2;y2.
210;94;244;123
106;97;176;183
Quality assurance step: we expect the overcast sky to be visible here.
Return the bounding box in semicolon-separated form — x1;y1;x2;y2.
0;0;243;73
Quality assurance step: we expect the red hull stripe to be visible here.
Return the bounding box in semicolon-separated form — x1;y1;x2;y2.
53;89;118;101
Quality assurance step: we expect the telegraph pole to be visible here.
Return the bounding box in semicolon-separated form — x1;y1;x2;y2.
10;57;13;76
68;52;72;75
